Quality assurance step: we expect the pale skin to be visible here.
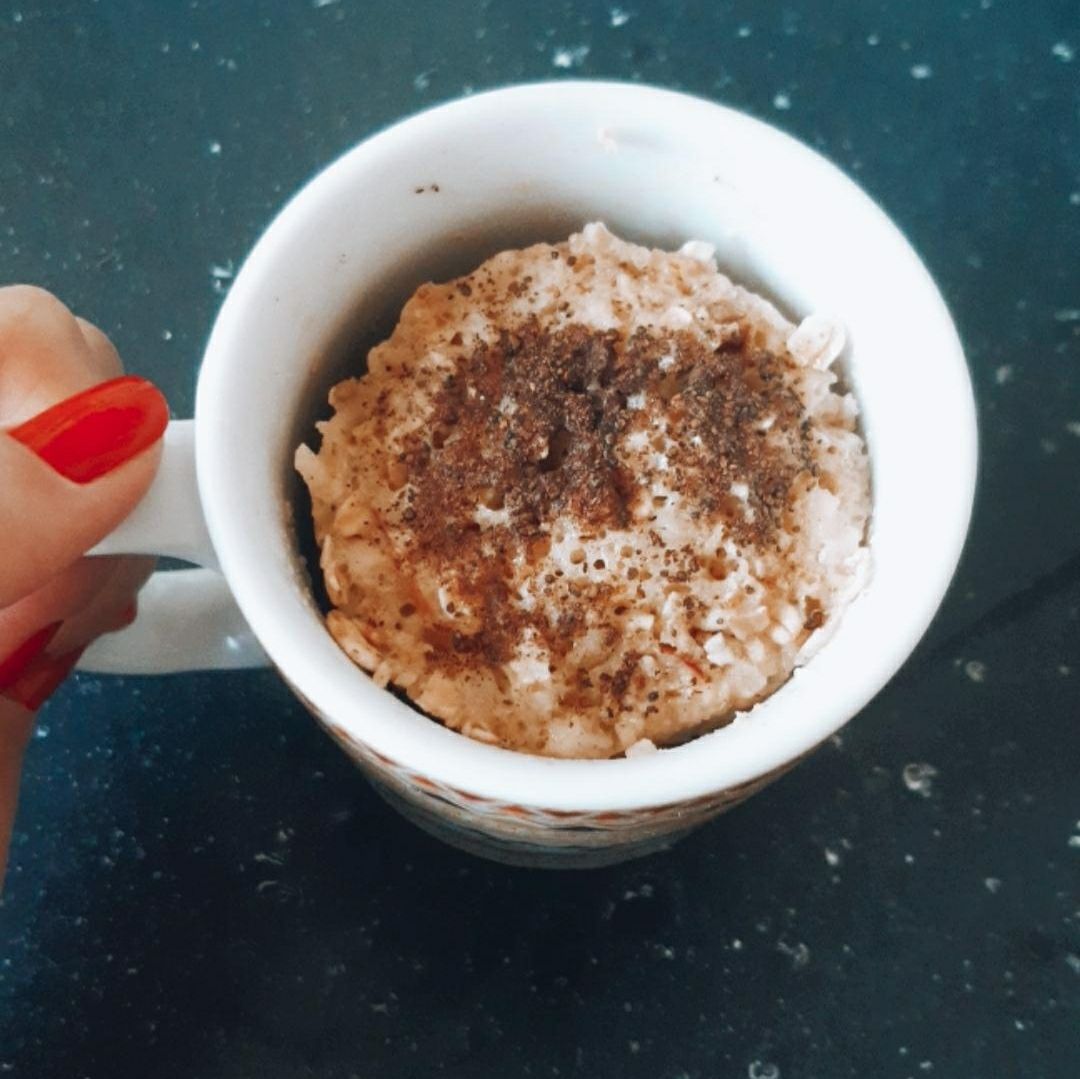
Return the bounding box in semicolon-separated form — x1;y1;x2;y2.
0;286;161;883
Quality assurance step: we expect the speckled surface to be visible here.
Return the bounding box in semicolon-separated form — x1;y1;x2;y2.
1;2;1078;1076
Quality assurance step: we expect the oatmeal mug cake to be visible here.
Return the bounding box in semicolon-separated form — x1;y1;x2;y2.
296;224;870;759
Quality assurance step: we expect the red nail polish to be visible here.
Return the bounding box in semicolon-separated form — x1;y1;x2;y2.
4;647;85;712
0;622;62;693
8;375;169;484
117;602;138;628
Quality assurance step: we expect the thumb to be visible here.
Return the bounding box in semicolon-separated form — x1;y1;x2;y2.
0;377;168;608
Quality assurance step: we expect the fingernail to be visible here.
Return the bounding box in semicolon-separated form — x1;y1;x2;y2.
117;602;138;628
4;648;85;712
8;375;169;484
0;622;62;693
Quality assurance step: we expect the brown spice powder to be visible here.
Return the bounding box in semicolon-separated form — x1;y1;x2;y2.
393;319;814;683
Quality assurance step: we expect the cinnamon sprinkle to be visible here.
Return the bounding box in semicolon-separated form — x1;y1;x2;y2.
395;319;813;679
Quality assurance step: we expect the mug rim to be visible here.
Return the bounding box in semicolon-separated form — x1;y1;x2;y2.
196;80;978;811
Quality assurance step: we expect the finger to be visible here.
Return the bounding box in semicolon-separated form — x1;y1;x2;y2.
0;286;101;425
1;647;84;716
0;556;153;725
51;556;154;650
0;286;168;606
0;568;146;722
0;556;143;659
0;426;164;608
76;317;124;382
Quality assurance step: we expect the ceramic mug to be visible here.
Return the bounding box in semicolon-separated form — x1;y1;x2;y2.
85;81;978;868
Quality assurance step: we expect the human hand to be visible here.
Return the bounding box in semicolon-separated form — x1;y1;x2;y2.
0;286;168;883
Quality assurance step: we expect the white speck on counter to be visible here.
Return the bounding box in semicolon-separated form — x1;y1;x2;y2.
748;1063;780;1079
313;0;340;7
777;940;810;969
732;938;743;951
609;7;630;28
737;25;752;38
995;364;1014;385
910;63;933;79
413;71;431;92
1051;41;1074;62
208;140;221;155
210;260;235;294
1070;192;1080;205
162;329;173;341
1054;308;1080;322
773;92;791;110
628;1040;641;1054
552;45;589;69
984;877;1002;894
1065;953;1080;974
1066;422;1080;437
824;847;841;867
964;660;987;683
867;32;880;46
903;762;938;798
904;852;916;864
1059;664;1072;676
1041;438;1058;455
919;1062;934;1072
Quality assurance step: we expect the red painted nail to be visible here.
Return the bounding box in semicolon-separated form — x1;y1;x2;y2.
8;375;169;484
0;622;62;693
4;647;85;712
117;601;138;628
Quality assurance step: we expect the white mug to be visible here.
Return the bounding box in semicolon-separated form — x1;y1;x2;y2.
85;82;978;868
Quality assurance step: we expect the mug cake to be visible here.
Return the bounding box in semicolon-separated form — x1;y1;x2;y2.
296;224;870;758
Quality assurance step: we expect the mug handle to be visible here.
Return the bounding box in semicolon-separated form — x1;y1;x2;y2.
77;420;269;673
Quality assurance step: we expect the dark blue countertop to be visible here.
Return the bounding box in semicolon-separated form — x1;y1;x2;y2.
1;2;1078;1076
